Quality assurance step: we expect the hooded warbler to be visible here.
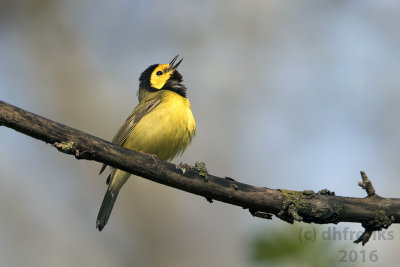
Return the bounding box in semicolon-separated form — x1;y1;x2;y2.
96;55;196;231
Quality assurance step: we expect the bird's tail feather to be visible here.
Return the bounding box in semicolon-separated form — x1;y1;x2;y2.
96;189;119;231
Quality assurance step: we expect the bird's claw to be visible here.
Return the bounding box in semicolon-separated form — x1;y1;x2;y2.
177;162;190;174
141;152;158;165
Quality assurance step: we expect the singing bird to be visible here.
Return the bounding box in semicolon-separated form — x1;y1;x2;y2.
96;55;196;231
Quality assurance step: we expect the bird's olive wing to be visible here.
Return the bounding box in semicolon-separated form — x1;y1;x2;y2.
99;96;162;175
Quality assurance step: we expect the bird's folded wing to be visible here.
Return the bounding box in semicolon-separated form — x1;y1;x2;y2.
99;96;162;175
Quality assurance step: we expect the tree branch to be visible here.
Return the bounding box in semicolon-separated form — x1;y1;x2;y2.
1;100;399;245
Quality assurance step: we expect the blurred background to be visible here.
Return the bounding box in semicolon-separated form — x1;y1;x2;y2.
1;0;400;266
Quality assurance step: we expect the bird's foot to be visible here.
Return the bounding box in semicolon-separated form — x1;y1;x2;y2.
177;162;190;174
141;152;158;165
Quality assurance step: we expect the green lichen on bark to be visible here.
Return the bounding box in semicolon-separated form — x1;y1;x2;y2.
53;141;76;153
193;161;209;181
277;189;316;223
279;189;315;207
363;210;395;230
278;189;343;224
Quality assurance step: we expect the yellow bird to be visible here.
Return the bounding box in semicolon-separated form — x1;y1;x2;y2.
96;55;196;231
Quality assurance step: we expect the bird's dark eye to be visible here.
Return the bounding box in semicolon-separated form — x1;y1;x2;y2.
156;71;163;76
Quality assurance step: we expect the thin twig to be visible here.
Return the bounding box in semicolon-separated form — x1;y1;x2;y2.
358;171;376;197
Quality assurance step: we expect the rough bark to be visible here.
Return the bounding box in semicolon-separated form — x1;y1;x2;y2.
1;100;398;245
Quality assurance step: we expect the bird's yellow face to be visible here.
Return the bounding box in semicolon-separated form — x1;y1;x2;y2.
150;64;173;89
138;55;186;101
149;55;183;89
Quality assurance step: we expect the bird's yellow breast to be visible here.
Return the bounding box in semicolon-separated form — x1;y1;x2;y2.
123;90;196;161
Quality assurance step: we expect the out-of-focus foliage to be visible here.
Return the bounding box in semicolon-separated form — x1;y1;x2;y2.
248;224;354;267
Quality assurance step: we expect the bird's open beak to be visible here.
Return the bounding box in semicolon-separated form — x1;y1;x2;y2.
168;55;183;72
